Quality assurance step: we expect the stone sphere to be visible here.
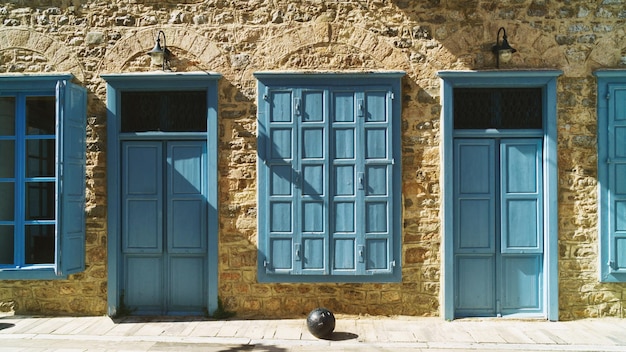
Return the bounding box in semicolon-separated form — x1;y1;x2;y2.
306;307;335;338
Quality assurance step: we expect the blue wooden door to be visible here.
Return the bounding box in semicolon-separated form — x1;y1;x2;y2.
454;138;543;317
122;140;207;315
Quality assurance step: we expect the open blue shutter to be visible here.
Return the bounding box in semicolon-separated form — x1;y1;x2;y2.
264;89;296;274
56;81;86;275
608;86;626;275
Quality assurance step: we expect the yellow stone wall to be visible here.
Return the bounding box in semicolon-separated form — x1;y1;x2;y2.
0;0;625;319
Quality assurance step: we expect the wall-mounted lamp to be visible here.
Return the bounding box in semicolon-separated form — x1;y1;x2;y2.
492;27;517;68
147;30;171;71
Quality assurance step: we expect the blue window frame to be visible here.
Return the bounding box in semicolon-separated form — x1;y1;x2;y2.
596;70;626;282
0;74;87;279
255;72;404;283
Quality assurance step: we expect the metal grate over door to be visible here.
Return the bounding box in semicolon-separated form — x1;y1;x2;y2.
454;88;542;130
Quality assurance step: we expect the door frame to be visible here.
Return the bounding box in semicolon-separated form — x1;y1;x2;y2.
102;72;221;316
437;70;562;321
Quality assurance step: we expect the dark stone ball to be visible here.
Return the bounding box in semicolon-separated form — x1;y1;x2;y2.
306;307;336;338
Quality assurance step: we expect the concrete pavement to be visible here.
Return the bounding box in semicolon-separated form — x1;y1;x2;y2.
1;313;626;351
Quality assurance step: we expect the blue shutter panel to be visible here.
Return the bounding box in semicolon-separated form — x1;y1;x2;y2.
56;81;87;275
608;87;626;274
331;90;358;274
300;90;327;274
265;89;296;273
362;90;394;273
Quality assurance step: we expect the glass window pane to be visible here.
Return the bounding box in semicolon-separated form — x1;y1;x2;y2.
0;226;14;264
26;96;55;135
25;224;54;264
0;183;14;221
0;140;14;178
0;97;15;136
26;182;55;220
121;91;207;132
26;139;55;177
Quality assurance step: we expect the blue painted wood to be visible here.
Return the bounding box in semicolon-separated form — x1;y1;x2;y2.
440;70;561;320
454;138;543;317
500;139;543;253
602;83;626;278
58;81;87;275
103;72;221;316
256;73;403;283
122;140;207;314
501;255;541;311
122;142;163;253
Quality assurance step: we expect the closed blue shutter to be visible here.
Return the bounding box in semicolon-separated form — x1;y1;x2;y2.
607;86;626;275
56;81;87;275
257;73;402;282
263;89;296;274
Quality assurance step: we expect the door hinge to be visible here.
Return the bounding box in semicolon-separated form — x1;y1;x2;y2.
263;260;270;268
609;260;617;270
391;260;396;268
607;93;611;100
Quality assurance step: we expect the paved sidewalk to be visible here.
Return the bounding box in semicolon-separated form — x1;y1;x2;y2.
1;314;626;351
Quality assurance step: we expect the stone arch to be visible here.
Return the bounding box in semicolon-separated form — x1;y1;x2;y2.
440;22;567;71
0;28;85;81
99;27;228;74
253;22;413;74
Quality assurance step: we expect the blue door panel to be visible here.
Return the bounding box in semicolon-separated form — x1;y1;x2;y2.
125;256;163;309
501;255;541;311
504;199;539;248
456;256;495;312
169;256;205;310
122;140;208;314
501;139;543;254
454;138;543;317
123;142;162;254
168;142;206;254
124;199;160;251
458;199;492;251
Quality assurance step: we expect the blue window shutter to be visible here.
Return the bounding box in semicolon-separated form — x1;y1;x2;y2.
264;89;296;274
607;86;626;275
56;81;87;276
256;72;403;282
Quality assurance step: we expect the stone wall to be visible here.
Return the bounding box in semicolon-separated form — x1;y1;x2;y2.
0;0;625;319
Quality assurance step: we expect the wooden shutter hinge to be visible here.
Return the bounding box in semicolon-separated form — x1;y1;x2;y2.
391;260;396;268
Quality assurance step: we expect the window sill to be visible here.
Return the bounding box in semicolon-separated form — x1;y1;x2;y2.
0;268;67;280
